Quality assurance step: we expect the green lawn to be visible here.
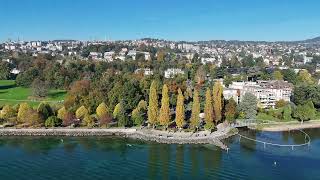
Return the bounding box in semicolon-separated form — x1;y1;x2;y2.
0;80;66;107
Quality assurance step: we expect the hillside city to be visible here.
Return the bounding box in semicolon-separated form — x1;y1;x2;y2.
1;37;320;129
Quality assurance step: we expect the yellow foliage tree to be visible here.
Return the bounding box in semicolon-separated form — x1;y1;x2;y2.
0;105;16;121
76;106;89;119
159;84;170;127
147;81;158;126
57;106;67;120
190;89;200;128
175;89;185;128
17;103;32;123
213;81;223;123
113;103;121;118
204;88;214;127
96;102;108;119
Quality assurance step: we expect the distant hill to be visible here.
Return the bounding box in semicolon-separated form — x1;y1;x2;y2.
302;36;320;43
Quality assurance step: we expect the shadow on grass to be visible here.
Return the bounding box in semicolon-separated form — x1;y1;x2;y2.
47;91;66;99
0;84;16;90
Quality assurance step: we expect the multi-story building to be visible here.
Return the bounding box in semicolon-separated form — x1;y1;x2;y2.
164;68;185;78
224;80;293;108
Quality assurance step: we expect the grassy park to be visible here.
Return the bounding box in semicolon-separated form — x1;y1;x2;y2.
0;80;66;107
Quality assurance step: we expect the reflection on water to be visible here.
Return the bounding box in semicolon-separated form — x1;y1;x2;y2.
0;129;319;180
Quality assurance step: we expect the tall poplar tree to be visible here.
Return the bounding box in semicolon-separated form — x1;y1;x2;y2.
190;89;200;128
148;81;158;126
213;81;223;123
175;89;185;128
159;84;170;127
204;88;214;127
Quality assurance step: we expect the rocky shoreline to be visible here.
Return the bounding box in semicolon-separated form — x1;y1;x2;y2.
0;127;237;150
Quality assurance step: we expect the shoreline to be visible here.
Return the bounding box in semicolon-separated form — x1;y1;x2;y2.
256;120;320;132
0;127;237;150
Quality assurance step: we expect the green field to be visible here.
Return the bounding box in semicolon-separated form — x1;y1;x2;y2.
0;80;66;107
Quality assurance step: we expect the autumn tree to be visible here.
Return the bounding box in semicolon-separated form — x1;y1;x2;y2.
17;103;32;123
190;89;200;129
26;109;42;126
213;81;223;123
175;89;185;128
225;98;237;123
273;70;283;80
0;105;16;122
195;66;206;85
76;106;89;120
57;106;67;120
83;115;95;127
113;103;121;118
137;100;148;111
96;102;109;119
157;50;165;61
275;99;288;109
297;70;314;85
159;84;170;127
147;81;158;127
204;88;214;129
62;112;76;127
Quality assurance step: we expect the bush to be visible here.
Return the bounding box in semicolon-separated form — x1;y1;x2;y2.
204;122;214;130
45;116;62;127
99;114;113;127
83;115;95;127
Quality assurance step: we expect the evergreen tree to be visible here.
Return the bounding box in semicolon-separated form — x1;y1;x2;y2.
159;84;170;127
175;89;185;128
148;81;158;127
238;93;257;119
131;108;144;126
213;81;223;123
37;103;53;120
116;102;130;127
190;89;200;129
204;88;214;129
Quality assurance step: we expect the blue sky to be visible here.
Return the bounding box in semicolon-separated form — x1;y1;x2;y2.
1;0;320;42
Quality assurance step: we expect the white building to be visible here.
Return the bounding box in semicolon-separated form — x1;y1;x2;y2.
104;51;115;62
164;68;185;78
225;80;293;108
89;52;103;60
201;57;215;64
127;50;137;60
135;68;153;76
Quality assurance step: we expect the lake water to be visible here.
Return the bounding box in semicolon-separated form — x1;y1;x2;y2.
0;129;319;180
